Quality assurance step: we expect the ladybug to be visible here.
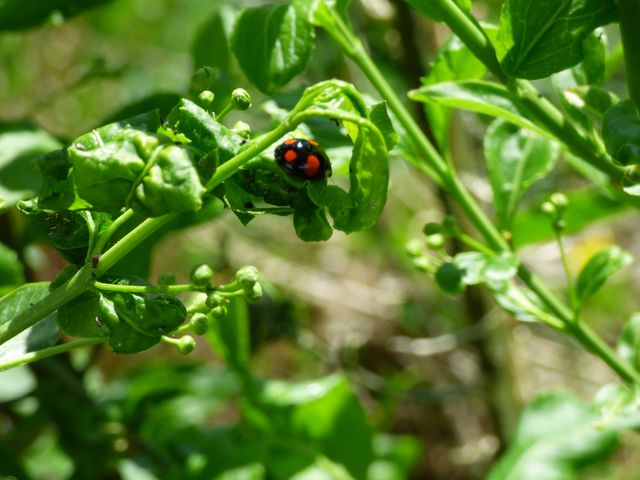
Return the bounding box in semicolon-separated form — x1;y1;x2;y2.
274;138;331;181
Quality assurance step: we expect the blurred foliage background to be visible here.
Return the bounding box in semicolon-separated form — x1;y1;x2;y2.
1;0;640;479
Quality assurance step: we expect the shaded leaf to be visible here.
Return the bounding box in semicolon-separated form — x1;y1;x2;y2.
0;124;61;208
617;314;640;372
484;119;558;228
0;242;24;295
0;0;112;32
575;246;633;307
602;100;640;166
487;392;617;480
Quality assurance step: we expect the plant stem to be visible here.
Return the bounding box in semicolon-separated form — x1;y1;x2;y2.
618;0;640;107
0;337;106;372
93;281;197;294
423;0;507;82
92;208;136;256
555;231;576;310
0;265;94;345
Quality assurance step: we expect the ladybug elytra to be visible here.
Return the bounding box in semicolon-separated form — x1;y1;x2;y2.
274;138;331;181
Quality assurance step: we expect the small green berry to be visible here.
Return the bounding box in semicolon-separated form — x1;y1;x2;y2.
231;88;252;110
191;264;214;287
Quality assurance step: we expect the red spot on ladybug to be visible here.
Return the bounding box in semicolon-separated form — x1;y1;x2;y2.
284;149;297;162
274;138;332;181
305;155;320;177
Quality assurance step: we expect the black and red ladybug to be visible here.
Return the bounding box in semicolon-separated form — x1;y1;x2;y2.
274;138;332;181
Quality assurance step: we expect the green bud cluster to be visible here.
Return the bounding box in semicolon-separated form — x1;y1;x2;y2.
191;264;214;287
542;192;569;232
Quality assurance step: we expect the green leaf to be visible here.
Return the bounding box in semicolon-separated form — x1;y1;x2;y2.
420;31;492;152
602;100;640;166
167;98;242;162
495;0;618;79
561;86;619;122
131;145;206;216
57;292;109;339
409;80;543;134
484;119;559;228
368;102;398;151
511;189;627;247
0;124;61;209
293;195;333;241
207;298;251;374
97;278;187;354
300;81;390;234
0;283;59;364
487;392;617;480
617;314;640;372
259;374;373;479
231;0;315;94
581;28;607;85
592;383;640;431
0;242;24;295
0;0;112;32
575;246;633;307
18;201;113;265
404;0;471;22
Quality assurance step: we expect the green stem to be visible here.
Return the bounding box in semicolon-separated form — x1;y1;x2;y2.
0;265;94;345
423;0;507;82
205;122;294;191
93;281;197;294
618;0;640;107
92;208;136;256
568;321;640;384
555;230;576;310
0;337;106;372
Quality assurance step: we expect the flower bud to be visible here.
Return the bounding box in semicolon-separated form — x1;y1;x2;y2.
236;265;259;289
210;305;227;319
191;66;215;92
191;264;214;287
231;120;251;139
206;292;224;308
426;233;445;250
158;272;176;286
541;201;556;216
198;90;215;108
245;282;263;303
549;192;568;211
176;335;196;355
190;313;209;335
231;88;252;111
405;239;423;258
423;222;442;236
